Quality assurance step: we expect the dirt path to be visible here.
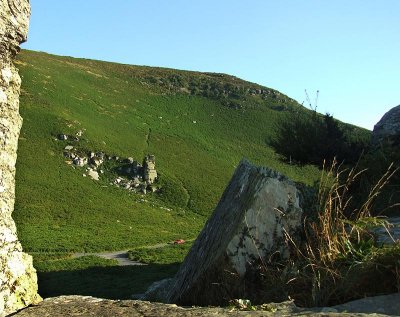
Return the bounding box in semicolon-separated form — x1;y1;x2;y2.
73;250;145;266
72;242;175;266
73;216;400;267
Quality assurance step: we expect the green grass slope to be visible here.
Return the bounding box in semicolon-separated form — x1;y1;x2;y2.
14;50;367;255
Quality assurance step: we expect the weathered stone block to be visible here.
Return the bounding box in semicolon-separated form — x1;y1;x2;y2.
144;159;310;306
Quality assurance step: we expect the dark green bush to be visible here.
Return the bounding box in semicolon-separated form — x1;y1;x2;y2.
349;146;400;216
271;109;368;166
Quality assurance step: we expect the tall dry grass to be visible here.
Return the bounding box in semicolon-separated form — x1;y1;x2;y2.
258;160;400;307
297;160;399;305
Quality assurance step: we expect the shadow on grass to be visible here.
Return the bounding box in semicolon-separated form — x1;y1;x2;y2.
38;263;180;299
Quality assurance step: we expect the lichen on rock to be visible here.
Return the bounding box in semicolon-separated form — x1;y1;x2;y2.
0;0;41;315
143;159;310;306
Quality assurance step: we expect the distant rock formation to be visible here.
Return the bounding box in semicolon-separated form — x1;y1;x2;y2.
61;142;159;193
372;105;400;149
0;0;41;315
144;159;310;306
143;154;157;184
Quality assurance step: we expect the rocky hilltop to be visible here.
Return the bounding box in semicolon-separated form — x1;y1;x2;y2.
372;105;400;148
0;0;41;315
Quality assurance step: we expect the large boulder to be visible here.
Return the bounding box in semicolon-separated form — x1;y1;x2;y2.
144;159;311;306
0;0;41;315
371;105;400;148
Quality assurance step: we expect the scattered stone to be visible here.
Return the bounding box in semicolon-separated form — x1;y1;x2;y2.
73;157;87;167
61;146;158;195
87;169;99;181
90;156;103;167
132;177;141;188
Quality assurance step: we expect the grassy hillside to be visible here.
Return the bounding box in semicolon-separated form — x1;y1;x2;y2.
12;50;369;297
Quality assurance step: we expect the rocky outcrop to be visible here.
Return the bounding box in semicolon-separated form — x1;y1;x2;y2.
144;160;309;306
372;105;400;148
0;0;41;315
143;154;157;184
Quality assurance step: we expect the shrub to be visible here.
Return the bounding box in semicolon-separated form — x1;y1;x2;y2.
349;143;400;216
271;109;368;166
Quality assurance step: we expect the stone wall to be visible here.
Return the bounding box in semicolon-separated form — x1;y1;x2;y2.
0;0;41;315
12;294;400;317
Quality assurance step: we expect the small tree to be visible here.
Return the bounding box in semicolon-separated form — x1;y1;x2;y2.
271;109;365;166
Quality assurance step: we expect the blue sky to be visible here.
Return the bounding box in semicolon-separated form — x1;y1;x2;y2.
23;0;399;130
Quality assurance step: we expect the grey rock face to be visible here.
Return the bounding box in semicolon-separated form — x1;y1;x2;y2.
0;0;41;315
372;105;400;148
144;160;307;306
144;154;157;184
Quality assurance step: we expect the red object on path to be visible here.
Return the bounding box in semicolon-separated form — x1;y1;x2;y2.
173;239;185;244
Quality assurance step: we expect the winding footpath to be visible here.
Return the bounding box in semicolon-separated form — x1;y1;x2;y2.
72;242;172;266
73;217;400;267
73;250;145;266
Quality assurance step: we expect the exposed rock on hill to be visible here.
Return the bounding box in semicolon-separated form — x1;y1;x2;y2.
61;140;159;193
144;160;310;306
0;0;41;315
144;154;157;184
372;105;400;148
